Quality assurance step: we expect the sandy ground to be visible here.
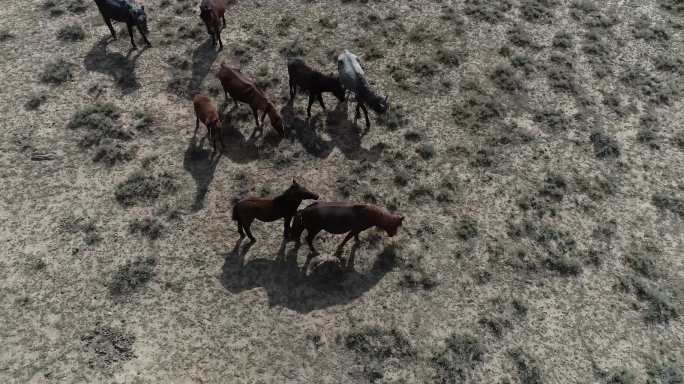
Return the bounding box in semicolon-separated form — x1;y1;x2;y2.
1;0;683;383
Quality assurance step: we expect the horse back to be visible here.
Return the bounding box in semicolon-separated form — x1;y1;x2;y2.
200;0;225;15
236;197;282;222
301;202;367;233
95;0;137;22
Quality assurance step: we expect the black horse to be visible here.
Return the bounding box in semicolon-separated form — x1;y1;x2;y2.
94;0;151;49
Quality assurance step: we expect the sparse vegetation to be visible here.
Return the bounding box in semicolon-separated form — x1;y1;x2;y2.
464;0;513;23
652;194;684;219
114;171;178;207
109;256;156;298
510;348;544;384
590;132;621;159
57;24;84;41
129;217;164;240
25;94;47;110
491;65;523;92
608;369;635;384
0;30;14;41
92;139;137;166
452;91;505;133
432;333;485;383
631;278;679;323
81;325;136;369
520;0;556;23
456;217;479;240
3;0;684;382
40;59;72;84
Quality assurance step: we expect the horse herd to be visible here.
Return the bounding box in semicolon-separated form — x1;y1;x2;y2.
91;0;402;266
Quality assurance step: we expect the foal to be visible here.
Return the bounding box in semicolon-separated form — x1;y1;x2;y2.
291;202;404;258
199;0;225;50
232;180;319;242
216;63;285;136
192;94;224;155
287;57;345;118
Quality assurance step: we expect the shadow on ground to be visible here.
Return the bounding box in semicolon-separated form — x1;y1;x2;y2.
188;39;219;98
84;38;145;94
281;99;385;161
183;136;220;212
220;238;392;313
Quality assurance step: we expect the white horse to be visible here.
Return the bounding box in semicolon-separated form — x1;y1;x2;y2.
337;49;389;129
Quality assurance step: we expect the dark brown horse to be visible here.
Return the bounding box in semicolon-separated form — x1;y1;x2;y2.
287;57;345;118
232;180;319;242
291;202;404;257
199;0;225;50
216;63;284;136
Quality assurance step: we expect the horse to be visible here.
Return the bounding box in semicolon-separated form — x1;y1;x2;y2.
216;63;285;136
337;49;389;129
192;94;224;155
199;0;225;50
93;0;151;49
287;57;345;118
291;202;404;264
232;180;319;242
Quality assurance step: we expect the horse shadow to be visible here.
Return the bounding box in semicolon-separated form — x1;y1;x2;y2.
220;238;393;313
182;135;220;212
281;99;384;162
83;38;145;94
188;39;219;98
213;104;263;164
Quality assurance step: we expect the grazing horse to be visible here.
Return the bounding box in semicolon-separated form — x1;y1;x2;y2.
337;50;389;129
94;0;151;49
232;180;319;242
287;57;345;118
199;0;225;50
291;202;404;260
192;94;224;155
216;63;285;136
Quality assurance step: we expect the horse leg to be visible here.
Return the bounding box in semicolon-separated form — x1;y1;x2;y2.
306;229;321;255
138;24;151;46
337;231;356;258
127;23;137;49
217;125;226;149
283;216;291;240
360;103;371;130
354;102;361;124
236;217;245;238
217;32;223;51
251;105;260;129
289;80;296;99
260;110;267;128
193;117;199;136
317;93;326;111
307;94;315;119
222;15;226;28
244;219;256;242
103;16;116;39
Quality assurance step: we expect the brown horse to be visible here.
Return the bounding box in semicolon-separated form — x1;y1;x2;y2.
291;202;404;257
192;94;224;154
232;180;319;242
199;0;226;50
216;63;284;136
